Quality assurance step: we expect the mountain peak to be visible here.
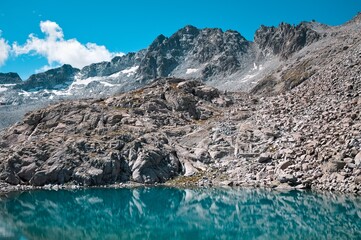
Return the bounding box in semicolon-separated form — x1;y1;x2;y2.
177;25;200;35
0;72;22;84
255;21;320;59
149;34;168;50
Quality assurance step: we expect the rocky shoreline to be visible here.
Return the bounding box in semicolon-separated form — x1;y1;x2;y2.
0;179;359;199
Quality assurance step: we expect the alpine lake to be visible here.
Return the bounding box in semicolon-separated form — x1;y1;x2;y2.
0;187;360;240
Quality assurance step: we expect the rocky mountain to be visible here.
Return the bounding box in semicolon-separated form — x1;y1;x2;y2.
254;22;321;59
14;64;80;91
0;19;323;112
80;51;146;79
136;25;254;82
0;73;22;84
0;14;361;194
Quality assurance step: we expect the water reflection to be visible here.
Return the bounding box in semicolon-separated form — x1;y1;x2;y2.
0;187;360;239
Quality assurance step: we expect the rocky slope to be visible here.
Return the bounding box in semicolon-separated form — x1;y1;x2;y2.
251;15;360;95
0;74;360;194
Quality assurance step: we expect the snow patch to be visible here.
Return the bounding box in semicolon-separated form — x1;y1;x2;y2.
72;76;102;86
186;68;199;74
101;81;115;87
52;90;71;96
71;66;139;88
18;91;31;97
71;75;117;88
240;73;258;83
121;66;139;76
0;84;17;93
252;63;264;71
108;71;122;78
253;63;257;70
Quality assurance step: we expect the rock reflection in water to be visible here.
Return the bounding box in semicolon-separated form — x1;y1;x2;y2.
0;188;360;239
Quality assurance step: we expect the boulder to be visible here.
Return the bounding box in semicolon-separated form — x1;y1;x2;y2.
258;153;272;163
355;152;361;167
322;161;346;173
277;160;294;170
277;172;298;186
131;150;181;184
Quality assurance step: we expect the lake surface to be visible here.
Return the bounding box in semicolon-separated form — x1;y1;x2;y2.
0;187;360;240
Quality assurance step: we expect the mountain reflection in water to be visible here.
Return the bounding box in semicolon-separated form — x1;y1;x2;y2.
0;187;360;239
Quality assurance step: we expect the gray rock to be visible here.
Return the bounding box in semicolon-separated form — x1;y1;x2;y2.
354;152;361;167
278;160;294;170
255;22;320;59
355;176;361;184
278;172;297;185
17;163;37;182
220;180;234;186
258;153;272;163
322;161;346;173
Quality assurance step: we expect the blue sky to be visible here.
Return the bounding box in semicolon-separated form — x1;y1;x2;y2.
0;0;360;79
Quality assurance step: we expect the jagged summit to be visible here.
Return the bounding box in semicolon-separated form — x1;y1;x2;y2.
254;22;320;59
137;24;252;81
173;25;200;37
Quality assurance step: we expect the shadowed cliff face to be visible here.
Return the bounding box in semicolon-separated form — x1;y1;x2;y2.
254;22;320;59
0;188;360;240
0;73;22;84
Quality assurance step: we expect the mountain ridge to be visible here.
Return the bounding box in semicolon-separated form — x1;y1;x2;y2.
1;18;324;96
0;14;359;127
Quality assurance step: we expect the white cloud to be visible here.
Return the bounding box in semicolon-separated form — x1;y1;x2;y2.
35;63;61;73
12;20;124;69
0;31;10;66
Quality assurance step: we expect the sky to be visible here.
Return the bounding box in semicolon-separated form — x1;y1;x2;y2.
0;0;360;79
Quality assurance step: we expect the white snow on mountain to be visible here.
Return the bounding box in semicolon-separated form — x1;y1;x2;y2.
186;68;199;74
121;66;139;76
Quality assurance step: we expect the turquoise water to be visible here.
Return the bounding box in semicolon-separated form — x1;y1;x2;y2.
0;187;360;240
